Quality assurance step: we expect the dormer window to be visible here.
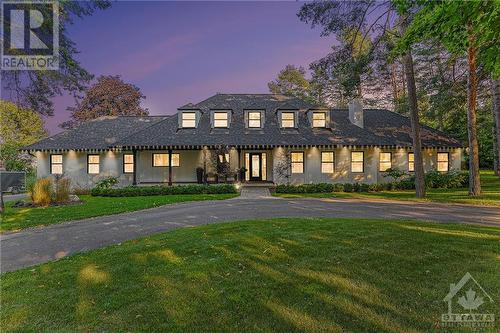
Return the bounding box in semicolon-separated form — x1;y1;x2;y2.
248;112;261;128
312;112;326;128
281;112;295;128
213;112;228;128
181;112;196;128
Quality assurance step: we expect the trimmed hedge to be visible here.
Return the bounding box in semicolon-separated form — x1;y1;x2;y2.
275;171;469;194
91;184;238;197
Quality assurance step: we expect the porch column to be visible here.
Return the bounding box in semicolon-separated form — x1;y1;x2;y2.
168;148;173;186
237;147;241;182
132;148;138;185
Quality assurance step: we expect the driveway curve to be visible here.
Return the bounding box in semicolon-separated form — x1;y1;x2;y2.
1;196;499;273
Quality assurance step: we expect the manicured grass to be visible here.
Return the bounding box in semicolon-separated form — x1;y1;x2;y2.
275;171;500;206
1;218;499;332
0;194;238;232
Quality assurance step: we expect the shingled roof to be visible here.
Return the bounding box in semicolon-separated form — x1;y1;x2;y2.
24;116;167;151
24;94;462;151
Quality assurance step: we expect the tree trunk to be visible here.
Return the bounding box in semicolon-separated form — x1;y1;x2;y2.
400;15;425;198
0;191;4;214
466;25;481;195
403;51;426;198
492;78;500;176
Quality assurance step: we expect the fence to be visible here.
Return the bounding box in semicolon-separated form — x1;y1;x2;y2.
0;171;26;193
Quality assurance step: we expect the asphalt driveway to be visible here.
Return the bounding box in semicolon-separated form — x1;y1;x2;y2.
1;194;499;273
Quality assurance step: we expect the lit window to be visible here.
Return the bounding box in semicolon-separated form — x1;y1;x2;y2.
123;154;134;173
408;153;414;172
291;152;304;173
213;112;228;128
172;153;180;167
321;152;334;173
313;112;326;128
248;112;261;128
87;155;100;174
218;153;230;163
153;153;168;167
379;152;392;172
153;153;180;167
50;154;63;174
351;152;364;173
182;112;196;128
437;152;449;172
281;112;295;128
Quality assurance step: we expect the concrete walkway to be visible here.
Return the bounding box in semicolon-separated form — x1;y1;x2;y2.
1;196;499;273
2;193;26;202
239;186;272;199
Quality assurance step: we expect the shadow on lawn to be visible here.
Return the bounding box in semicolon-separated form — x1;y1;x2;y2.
2;219;499;332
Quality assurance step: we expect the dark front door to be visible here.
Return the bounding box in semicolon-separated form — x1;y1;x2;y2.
249;153;262;181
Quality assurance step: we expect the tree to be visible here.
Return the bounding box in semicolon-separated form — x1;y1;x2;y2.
273;149;292;185
268;65;312;102
0;100;48;213
298;1;394;108
60;75;149;129
1;1;111;116
397;14;427;198
397;0;500;195
0;100;48;171
493;78;500;175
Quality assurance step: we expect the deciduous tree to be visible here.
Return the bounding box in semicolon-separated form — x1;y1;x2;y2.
60;75;149;129
2;1;111;116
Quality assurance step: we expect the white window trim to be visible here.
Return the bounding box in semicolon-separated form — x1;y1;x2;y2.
213;112;229;128
291;151;304;174
351;151;364;173
181;112;197;128
281;112;295;128
321;151;334;173
379;152;392;172
50;154;63;175
247;111;262;128
312;112;327;128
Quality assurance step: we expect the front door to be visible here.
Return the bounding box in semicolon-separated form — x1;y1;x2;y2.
249;153;262;181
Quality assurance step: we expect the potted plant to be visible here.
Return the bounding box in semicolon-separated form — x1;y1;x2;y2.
238;167;247;182
196;167;204;184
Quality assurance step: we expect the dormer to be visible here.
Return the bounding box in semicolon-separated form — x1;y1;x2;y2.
210;110;231;128
244;110;265;129
178;110;201;128
277;110;298;128
308;109;330;128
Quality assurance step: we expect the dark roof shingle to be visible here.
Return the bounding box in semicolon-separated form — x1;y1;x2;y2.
25;94;462;150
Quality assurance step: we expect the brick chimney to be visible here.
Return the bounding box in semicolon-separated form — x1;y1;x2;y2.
348;99;363;128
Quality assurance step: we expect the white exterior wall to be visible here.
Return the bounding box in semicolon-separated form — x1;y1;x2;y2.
35;150;134;189
34;147;463;187
271;147;463;185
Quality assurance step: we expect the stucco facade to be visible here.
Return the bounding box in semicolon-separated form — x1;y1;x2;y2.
35;147;462;188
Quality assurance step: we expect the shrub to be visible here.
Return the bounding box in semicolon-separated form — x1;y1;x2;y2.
91;184;237;197
32;177;53;206
54;177;71;203
383;168;408;181
26;173;37;200
343;183;353;192
95;176;119;190
274;171;469;195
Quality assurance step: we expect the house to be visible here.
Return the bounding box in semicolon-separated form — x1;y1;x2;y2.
24;94;463;188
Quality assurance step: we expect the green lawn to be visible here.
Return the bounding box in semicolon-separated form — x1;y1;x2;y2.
275;171;500;206
1;218;499;332
0;194;238;233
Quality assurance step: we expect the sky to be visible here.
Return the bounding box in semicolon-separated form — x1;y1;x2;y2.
8;1;337;134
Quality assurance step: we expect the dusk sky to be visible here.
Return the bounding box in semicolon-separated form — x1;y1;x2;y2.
26;1;336;134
